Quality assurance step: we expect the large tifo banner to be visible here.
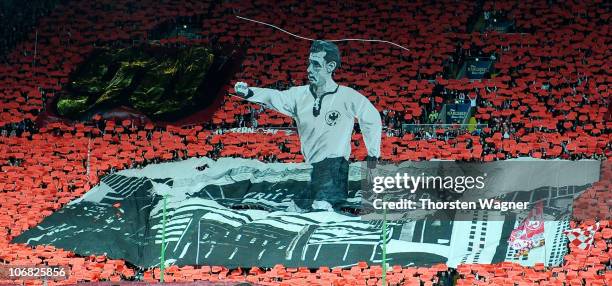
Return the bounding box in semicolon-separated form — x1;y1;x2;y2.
14;158;601;269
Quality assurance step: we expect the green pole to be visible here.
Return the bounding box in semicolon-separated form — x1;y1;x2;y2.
160;194;167;283
381;207;387;286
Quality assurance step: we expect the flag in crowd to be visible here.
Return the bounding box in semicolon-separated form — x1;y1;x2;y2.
563;222;600;250
509;201;545;256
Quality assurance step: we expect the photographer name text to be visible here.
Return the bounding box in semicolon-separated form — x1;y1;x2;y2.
372;198;529;211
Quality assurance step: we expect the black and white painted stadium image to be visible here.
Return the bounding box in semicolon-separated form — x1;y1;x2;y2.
14;157;601;269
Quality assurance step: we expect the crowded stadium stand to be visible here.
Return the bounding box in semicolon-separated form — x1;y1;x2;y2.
0;0;609;285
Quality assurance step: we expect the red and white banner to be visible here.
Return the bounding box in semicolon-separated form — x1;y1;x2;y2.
509;201;544;254
563;223;599;250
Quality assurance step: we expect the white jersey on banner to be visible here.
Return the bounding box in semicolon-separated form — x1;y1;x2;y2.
247;85;382;164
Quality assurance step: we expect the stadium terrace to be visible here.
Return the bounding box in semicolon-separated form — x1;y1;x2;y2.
0;0;608;285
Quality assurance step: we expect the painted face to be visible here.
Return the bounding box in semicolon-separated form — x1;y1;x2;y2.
307;51;329;87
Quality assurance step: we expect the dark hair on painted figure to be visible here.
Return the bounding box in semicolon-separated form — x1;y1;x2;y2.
309;40;341;71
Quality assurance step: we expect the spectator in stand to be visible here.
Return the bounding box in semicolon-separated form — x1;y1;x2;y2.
429;110;439;123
